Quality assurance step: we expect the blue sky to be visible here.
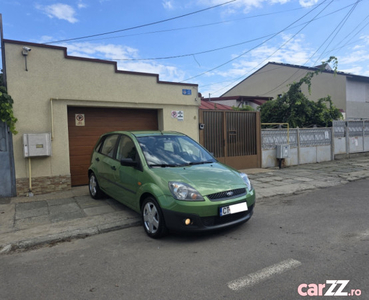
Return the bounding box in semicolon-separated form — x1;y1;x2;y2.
1;0;369;96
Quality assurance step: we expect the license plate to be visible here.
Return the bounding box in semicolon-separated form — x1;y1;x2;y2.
220;202;248;216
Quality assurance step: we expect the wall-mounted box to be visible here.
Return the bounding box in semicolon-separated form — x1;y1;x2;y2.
276;144;290;159
23;133;52;157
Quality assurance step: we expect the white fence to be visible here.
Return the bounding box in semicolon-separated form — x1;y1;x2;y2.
333;120;369;156
261;121;369;168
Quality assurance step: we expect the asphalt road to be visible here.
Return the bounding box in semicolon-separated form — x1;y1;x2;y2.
1;179;368;300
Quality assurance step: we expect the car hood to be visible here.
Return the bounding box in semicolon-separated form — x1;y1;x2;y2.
150;162;246;196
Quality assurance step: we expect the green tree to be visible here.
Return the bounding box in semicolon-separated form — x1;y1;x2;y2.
260;57;342;128
232;104;255;112
0;70;18;134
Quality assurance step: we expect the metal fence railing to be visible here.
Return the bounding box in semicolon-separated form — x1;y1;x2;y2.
333;120;369;137
261;127;332;150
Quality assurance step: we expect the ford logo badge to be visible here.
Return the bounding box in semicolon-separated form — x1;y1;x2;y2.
226;191;234;197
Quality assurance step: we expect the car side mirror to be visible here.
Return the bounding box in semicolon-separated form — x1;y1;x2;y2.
120;159;138;167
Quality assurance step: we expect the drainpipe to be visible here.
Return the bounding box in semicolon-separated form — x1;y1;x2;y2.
50;98;54;141
28;157;33;197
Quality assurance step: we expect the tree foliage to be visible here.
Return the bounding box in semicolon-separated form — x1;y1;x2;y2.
0;71;18;134
232;105;255;112
260;57;342;128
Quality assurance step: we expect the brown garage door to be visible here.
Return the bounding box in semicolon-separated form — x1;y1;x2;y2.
68;106;158;186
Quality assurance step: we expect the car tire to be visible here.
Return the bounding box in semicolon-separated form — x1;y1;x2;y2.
141;197;167;239
89;172;104;199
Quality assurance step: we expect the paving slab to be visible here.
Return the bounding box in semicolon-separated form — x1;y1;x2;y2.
1;155;369;254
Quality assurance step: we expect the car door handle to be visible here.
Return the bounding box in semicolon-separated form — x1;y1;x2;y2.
95;157;100;162
111;166;117;171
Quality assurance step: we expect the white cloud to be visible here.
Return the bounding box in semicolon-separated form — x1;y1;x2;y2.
62;42;185;82
359;35;369;44
119;61;186;82
36;3;78;23
299;0;318;8
339;66;363;75
215;34;314;80
338;51;369;65
195;0;298;14
64;42;138;59
162;0;174;10
39;36;54;43
77;1;88;9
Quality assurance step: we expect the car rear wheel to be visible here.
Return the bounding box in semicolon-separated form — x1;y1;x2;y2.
141;197;167;239
89;172;104;199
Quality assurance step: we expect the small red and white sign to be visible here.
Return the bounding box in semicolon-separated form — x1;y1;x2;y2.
75;114;85;126
171;110;184;121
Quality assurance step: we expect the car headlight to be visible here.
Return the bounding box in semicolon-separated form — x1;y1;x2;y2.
168;182;204;201
240;173;253;191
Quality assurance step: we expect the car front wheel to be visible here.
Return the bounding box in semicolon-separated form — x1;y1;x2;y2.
141;197;167;239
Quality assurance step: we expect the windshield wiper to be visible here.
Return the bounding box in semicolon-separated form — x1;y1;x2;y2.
149;164;179;168
186;161;214;166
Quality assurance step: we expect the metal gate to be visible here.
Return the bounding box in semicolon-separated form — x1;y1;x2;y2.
199;110;261;169
0;121;16;197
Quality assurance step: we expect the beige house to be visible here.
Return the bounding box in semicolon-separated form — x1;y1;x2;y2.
222;62;369;120
2;39;199;196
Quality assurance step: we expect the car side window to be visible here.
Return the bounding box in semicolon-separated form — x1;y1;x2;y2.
116;135;137;161
94;138;104;152
100;135;119;158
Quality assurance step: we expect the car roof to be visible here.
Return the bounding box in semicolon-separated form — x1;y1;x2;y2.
102;131;187;138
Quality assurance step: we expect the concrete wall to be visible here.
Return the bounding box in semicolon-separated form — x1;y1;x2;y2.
334;137;346;155
4;40;199;190
262;145;332;168
262;124;369;168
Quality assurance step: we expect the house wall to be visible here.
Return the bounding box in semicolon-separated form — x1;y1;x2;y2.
346;78;369;119
4;40;199;195
223;63;347;113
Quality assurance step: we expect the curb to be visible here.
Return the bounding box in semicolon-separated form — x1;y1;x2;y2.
0;219;141;254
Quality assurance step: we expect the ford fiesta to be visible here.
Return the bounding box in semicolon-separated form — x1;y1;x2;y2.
88;131;255;238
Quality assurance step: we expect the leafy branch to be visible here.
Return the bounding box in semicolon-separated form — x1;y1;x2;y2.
0;76;18;134
260;57;342;128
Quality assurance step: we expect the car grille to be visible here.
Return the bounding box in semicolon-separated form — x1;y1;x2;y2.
207;188;246;201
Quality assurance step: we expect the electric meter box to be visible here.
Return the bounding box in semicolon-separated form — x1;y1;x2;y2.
23;133;52;157
276;144;290;159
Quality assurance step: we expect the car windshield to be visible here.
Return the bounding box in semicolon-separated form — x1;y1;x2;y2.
137;135;216;167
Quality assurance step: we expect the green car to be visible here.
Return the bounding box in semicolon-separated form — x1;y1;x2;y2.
88;131;255;238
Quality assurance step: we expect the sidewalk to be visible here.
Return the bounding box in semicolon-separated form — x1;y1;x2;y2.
1;155;369;254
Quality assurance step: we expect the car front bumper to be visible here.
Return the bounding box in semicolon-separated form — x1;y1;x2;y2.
162;203;254;232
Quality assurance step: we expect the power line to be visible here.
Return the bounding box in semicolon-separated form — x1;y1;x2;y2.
324;11;369;56
44;0;237;45
210;0;362;97
109;2;356;62
213;0;334;95
257;0;362;97
59;6;308;44
312;0;360;65
181;0;329;83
